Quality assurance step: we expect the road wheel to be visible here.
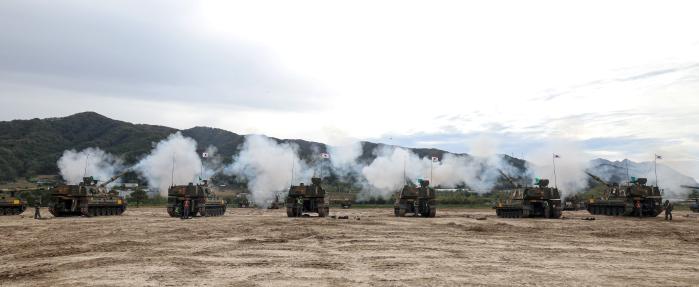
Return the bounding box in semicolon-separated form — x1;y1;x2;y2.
429;207;436;218
544;207;550;218
286;207;294;217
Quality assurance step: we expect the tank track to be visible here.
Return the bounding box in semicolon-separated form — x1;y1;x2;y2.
587;205;626;216
201;206;226;217
0;206;26;215
48;206;125;217
393;206;436;217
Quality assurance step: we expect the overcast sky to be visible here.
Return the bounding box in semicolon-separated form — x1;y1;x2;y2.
1;0;698;177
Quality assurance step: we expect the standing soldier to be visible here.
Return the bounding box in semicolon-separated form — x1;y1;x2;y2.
182;198;190;219
34;198;41;220
664;200;673;221
635;200;642;218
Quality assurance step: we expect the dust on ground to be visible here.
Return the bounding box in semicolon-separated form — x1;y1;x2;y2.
1;207;698;286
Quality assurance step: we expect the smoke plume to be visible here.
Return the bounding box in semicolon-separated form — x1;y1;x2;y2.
57;147;122;184
134;132;203;196
224;135;311;207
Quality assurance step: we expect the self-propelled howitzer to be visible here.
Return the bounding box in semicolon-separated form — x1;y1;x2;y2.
493;170;562;218
48;172;128;217
167;180;226;217
286;177;329;217
394;179;436;217
585;172;663;217
0;187;45;215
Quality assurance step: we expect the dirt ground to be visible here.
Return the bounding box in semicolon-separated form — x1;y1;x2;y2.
1;207;698;287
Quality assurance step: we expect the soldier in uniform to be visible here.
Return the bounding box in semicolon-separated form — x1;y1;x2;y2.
33;199;41;220
182;198;190;219
663;200;673;221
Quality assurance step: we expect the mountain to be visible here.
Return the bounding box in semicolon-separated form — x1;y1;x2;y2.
4;112;692;198
2;112;520;182
0;112;176;180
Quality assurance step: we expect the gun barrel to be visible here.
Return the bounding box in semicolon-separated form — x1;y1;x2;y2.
498;169;518;188
681;185;699;189
585;171;608;186
99;171;129;187
0;187;46;192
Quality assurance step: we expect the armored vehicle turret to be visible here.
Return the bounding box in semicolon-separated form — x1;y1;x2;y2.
493;170;562;218
0;187;44;215
394;179;436;217
585;172;663;217
48;172;128;217
286;177;329;217
167;180;226;217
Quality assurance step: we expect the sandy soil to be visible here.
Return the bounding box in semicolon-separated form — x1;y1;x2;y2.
1;207;698;286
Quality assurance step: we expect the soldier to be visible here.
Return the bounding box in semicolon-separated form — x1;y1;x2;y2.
182;198;190;219
664;200;673;221
635;200;642;218
33;199;41;220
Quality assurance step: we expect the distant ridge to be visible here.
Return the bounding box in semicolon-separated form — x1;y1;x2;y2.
0;112;493;181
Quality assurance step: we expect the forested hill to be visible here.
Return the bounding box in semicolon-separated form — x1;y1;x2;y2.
1;112;524;181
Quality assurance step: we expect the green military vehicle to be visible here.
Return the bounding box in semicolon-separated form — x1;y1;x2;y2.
234;192;252;208
328;192;355;209
494;170;562;218
681;185;699;213
1;188;31;215
585;172;663;217
394;179;436;217
286;177;329;217
268;193;281;209
167;180;226;217
563;194;587;211
48;173;128;217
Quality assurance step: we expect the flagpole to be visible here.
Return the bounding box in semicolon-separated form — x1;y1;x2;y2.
654;154;659;188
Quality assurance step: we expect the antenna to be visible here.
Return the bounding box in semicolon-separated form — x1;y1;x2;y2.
290;157;295;186
171;154;175;187
654;154;660;188
83;153;91;177
403;155;407;184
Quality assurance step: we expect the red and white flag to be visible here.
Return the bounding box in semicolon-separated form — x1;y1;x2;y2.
321;153;330;159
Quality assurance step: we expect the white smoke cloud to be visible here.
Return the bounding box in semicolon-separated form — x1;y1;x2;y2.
57;147;122;185
224;135;311;207
134;132;203;196
526;140;590;198
328;141;363;179
360;136;522;198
